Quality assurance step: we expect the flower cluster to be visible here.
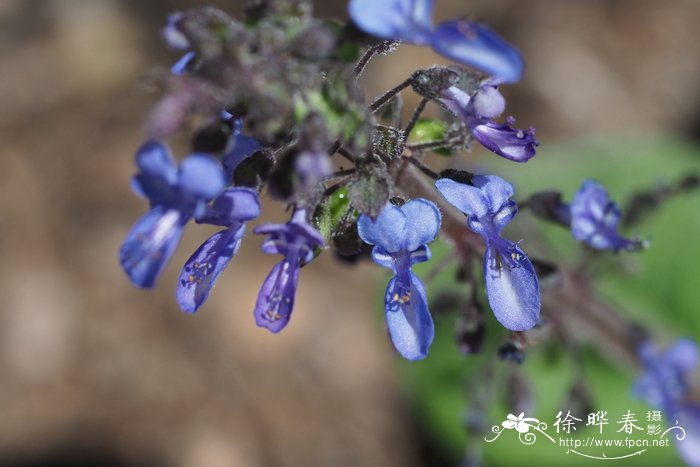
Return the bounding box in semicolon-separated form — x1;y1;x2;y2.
120;141;226;288
119;1;663;368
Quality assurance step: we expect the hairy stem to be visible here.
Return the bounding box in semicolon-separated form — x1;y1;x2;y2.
369;77;413;113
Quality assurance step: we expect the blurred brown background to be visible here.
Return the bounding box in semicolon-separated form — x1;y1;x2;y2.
1;1;699;466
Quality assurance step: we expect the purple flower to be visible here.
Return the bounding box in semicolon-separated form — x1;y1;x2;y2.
570;180;642;252
634;339;700;466
253;208;325;333
357;199;440;360
439;82;538;162
120;141;226;288
348;0;524;83
435;176;540;331
177;188;260;313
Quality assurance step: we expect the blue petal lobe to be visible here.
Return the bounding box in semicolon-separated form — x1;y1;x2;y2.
483;245;540;331
178;154;226;199
223;134;262;176
357;205;407;253
370;245;395;270
409;244;431;265
176;227;244;313
473;175;515;214
492;200;518;231
131;174;175;205
254;260;300;333
400;198;441;252
663;339;700;374
472;84;506;118
431;20;524;83
435;178;489;218
438;86;473;122
198;187;261;226
349;0;434;44
384;271;434;360
136;140;177;184
119;206;186;288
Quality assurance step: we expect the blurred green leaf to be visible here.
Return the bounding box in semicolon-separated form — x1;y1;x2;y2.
407;118;452;156
395;135;700;466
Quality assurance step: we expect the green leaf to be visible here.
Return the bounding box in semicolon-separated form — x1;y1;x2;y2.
313;187;352;243
407;118;452;156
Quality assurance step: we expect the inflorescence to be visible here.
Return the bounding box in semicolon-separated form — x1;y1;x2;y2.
120;1;699;462
120;0;650;360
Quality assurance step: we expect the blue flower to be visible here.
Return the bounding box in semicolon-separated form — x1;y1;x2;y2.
120;141;226;288
634;339;700;466
570;180;642;252
348;0;524;83
253;208;325;333
177;187;260;313
435;176;540;331
357;199;440;360
439;82;538;162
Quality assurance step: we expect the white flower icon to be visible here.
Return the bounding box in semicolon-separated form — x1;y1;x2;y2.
502;413;540;433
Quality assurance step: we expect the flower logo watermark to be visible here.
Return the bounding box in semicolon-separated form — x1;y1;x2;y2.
484;410;688;461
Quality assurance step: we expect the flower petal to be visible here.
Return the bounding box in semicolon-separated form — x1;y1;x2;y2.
171;51;196;75
492;200;518;231
471;120;538;162
438;86;473;123
349;0;434;45
176;227;244;313
162;12;189;49
431;20;524;83
435;177;489;219
254;260;300;333
119;206;186;288
222;133;262;175
198;187;261;226
409;244;431;265
663;339;700;375
472;84;506;119
400;198;441;252
178;154;226;199
484;245;540;331
370;245;395;270
384;271;434;360
473;175;515;214
135;140;177;184
357;204;408;253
